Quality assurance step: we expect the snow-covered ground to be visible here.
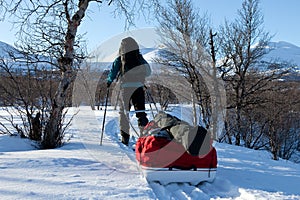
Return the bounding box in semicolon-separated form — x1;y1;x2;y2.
1;106;300;200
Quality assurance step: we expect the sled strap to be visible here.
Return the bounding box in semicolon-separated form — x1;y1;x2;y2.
128;110;151;113
168;166;197;171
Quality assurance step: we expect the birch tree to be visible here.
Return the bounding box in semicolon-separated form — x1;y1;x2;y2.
155;0;212;126
1;0;156;148
155;0;226;142
218;0;274;146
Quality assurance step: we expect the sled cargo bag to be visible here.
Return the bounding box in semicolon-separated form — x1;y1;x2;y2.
151;111;212;156
135;129;217;185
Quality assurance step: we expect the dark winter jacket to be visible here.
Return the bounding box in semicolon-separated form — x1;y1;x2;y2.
107;54;151;88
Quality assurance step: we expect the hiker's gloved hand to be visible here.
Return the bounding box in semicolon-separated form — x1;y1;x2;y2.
107;81;111;88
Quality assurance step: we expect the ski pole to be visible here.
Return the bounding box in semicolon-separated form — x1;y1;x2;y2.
100;88;109;146
144;85;158;118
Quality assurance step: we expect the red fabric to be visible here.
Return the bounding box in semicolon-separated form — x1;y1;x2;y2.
143;120;157;130
136;135;217;169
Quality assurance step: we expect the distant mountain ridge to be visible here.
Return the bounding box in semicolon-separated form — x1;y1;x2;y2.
0;41;56;73
1;40;300;74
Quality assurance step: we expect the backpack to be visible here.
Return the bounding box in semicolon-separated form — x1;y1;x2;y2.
119;53;151;84
145;111;211;156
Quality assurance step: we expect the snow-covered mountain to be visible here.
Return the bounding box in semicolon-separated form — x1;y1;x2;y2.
140;41;300;66
2;40;300;65
266;41;300;67
1;40;300;76
0;41;55;73
260;41;300;80
0;41;23;59
141;41;300;79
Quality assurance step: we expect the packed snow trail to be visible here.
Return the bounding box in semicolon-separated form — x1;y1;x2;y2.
71;107;156;199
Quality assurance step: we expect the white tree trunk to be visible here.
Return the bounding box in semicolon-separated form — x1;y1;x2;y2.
43;0;90;148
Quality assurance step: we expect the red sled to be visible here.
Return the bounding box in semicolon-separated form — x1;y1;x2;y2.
135;135;217;185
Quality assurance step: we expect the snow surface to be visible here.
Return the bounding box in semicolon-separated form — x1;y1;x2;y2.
1;106;300;200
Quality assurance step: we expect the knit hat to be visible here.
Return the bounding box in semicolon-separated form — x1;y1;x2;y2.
119;37;139;55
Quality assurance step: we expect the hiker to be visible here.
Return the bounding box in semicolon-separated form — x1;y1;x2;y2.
107;37;151;145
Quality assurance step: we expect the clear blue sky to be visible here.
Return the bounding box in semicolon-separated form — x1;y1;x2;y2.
1;0;299;52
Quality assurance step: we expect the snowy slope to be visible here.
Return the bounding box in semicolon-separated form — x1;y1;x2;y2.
0;41;55;72
0;41;21;58
1;106;300;200
266;41;300;67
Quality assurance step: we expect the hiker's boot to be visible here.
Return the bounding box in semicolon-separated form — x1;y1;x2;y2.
121;131;130;146
138;116;149;136
138;125;146;136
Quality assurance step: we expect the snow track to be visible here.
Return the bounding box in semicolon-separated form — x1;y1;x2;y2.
150;182;211;200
